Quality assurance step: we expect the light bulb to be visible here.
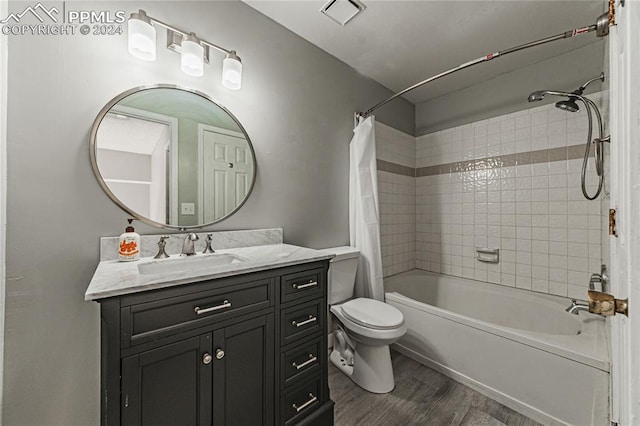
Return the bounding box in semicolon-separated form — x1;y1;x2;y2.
127;10;156;61
222;51;242;90
181;33;204;77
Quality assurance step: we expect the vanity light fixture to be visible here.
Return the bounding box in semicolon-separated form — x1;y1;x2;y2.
222;51;243;90
127;10;156;61
180;33;205;77
127;9;243;90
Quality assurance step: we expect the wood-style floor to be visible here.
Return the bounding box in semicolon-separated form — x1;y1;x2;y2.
328;351;541;426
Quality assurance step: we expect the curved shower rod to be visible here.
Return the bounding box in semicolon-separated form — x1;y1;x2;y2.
357;8;613;120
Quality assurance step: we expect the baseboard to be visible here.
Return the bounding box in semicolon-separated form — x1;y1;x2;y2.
392;343;568;426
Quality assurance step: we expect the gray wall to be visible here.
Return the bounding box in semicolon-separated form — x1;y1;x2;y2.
3;1;413;424
415;42;606;136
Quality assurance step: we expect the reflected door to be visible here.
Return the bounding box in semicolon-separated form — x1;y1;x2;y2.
200;126;254;223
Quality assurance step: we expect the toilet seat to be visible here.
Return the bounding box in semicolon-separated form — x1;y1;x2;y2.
340;298;404;330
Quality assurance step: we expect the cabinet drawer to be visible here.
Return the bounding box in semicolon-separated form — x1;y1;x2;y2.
281;268;324;304
281;376;322;425
281;299;323;347
124;279;273;346
281;337;322;389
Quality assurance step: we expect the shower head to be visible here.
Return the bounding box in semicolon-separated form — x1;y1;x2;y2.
555;98;580;112
528;73;605;104
528;91;548;102
527;89;576;103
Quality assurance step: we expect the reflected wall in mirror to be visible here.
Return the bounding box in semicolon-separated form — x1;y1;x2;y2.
90;85;256;229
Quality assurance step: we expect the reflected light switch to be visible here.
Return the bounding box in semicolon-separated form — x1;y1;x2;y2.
181;203;195;215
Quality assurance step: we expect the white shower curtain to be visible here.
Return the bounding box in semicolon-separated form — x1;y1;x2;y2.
349;115;384;301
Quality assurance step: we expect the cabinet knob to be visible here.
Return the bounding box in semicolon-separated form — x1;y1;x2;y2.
216;349;225;360
202;353;213;365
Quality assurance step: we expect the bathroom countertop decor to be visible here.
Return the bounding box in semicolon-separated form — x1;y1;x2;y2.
99;228;285;261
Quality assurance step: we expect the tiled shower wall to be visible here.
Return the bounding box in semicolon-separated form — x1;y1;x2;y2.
416;92;608;298
376;91;609;299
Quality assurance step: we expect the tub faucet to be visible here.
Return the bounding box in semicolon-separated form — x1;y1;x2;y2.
181;233;199;256
565;299;590;315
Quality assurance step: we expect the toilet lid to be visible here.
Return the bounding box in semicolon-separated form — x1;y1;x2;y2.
340;298;404;330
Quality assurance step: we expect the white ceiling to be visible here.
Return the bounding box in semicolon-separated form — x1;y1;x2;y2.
244;0;607;105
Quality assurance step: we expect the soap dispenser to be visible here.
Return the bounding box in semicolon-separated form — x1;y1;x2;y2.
118;219;140;262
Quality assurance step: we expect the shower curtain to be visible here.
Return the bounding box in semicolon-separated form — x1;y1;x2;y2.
349;116;384;301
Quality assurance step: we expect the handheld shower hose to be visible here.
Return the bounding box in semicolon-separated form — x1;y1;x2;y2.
527;74;609;200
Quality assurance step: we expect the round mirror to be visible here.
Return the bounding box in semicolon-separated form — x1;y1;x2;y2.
90;85;256;229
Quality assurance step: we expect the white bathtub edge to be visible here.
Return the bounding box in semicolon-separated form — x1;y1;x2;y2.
392;343;568;426
386;291;610;373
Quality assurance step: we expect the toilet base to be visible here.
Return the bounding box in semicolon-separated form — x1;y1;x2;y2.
330;349;354;376
330;344;395;394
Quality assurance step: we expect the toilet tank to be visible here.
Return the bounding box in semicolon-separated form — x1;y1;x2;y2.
320;246;360;305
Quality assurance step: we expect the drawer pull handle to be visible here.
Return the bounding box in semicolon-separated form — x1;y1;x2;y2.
292;393;317;413
292;354;317;370
291;315;317;328
293;280;318;290
194;300;232;315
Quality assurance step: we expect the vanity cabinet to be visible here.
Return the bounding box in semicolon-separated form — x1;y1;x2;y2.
98;260;333;426
120;315;274;426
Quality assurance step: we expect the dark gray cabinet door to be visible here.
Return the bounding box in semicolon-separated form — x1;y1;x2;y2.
121;334;213;426
212;314;275;426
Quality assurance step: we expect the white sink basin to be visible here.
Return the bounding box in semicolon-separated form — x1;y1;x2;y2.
138;253;246;275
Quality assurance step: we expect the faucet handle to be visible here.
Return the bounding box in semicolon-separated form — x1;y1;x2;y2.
203;233;215;254
589;264;609;292
589;273;602;290
154;235;170;259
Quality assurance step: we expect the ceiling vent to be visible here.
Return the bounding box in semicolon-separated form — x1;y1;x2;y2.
320;0;366;26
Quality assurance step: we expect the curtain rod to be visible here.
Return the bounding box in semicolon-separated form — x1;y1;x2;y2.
357;10;612;120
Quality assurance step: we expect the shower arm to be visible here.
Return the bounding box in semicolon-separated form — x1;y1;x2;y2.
357;12;612;120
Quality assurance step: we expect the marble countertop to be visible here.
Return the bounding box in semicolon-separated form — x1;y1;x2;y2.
85;244;333;301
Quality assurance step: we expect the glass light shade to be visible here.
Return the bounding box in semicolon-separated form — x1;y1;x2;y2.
181;37;204;77
127;17;156;61
222;52;242;90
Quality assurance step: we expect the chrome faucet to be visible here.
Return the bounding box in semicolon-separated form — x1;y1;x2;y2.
181;233;199;256
566;299;590;315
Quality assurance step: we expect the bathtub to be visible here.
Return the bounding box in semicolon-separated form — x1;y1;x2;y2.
385;270;609;426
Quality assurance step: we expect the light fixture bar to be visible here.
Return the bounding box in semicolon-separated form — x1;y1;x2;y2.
143;13;232;55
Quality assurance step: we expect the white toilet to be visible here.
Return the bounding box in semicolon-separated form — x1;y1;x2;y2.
322;246;406;393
